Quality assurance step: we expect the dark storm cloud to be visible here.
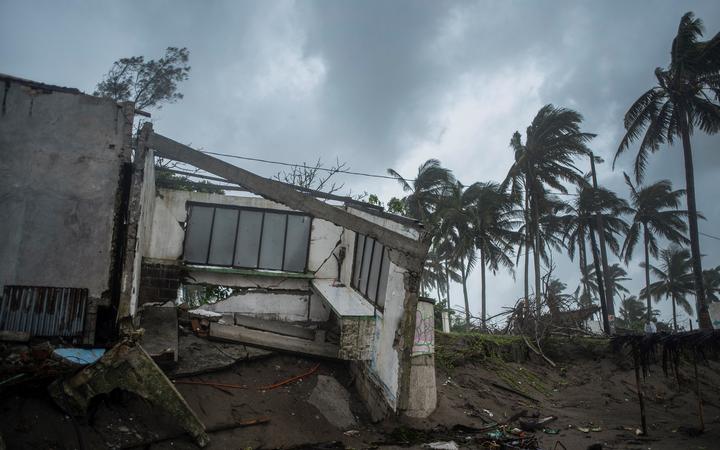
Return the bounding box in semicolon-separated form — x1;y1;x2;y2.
2;0;719;323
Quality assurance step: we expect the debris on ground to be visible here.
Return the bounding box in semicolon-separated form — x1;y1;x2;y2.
308;374;357;430
48;337;209;447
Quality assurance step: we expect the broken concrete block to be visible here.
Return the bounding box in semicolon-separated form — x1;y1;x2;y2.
138;306;179;367
48;339;209;447
308;375;357;430
210;322;338;359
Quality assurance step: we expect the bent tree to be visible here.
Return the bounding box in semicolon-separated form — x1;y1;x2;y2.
615;12;720;329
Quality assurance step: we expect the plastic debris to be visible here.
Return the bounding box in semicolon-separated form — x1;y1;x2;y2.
52;348;106;365
423;441;459;450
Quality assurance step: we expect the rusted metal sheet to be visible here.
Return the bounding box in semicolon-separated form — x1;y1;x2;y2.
0;286;87;337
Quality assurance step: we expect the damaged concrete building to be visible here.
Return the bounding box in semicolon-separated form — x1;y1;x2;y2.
0;73;437;442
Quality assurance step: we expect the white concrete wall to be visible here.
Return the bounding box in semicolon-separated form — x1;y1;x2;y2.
129;150;156;315
146;189;347;321
145;189;426;408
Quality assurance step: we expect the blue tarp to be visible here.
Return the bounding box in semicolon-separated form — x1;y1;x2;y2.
53;348;105;365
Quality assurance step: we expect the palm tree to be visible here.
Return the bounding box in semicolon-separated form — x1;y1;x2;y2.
561;180;630;323
503;105;594;322
622;175;689;325
640;246;694;331
616;295;656;332
583;263;632;301
437;181;478;325
703;265;720;303
615;12;720;329
387;159;455;226
465;182;518;329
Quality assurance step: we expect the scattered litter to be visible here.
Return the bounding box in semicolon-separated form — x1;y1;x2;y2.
188;309;223;319
577;426;590;433
343;430;360;437
423;441;458;450
543;428;560;434
483;408;494;418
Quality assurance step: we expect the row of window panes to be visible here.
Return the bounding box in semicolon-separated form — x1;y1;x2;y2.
183;204;311;273
351;233;389;309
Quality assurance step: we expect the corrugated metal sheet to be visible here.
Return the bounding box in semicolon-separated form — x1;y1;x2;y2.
0;286;87;337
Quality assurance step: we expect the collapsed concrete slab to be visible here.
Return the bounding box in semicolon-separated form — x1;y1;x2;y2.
48;337;209;447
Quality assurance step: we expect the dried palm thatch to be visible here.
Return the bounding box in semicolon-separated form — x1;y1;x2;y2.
612;330;720;378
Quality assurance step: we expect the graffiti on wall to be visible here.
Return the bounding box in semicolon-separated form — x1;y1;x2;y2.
412;308;434;355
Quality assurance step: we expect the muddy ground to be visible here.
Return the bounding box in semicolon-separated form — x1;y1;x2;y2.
0;334;718;449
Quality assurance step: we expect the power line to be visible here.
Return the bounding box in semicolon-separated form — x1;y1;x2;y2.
700;231;720;241
188;150;720;240
200;150;404;181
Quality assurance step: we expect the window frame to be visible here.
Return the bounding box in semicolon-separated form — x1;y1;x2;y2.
183;201;313;273
350;232;389;311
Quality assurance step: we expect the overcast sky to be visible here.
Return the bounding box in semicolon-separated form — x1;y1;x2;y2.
3;0;719;327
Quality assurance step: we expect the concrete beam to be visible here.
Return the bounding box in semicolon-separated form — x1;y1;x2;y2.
210;323;339;359
147;133;427;266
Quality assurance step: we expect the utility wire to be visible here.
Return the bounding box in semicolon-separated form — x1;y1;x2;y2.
201;150;404;181
190;150;720;240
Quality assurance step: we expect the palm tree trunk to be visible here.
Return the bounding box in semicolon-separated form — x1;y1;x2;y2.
532;201;542;325
480;249;486;331
461;260;470;326
672;294;677;332
445;260;451;312
589;227;610;334
524;195;530;315
580;232;590;304
643;225;652;324
590;153;616;324
680;121;710;329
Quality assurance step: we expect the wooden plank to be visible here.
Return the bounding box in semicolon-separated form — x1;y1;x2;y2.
233;314;316;341
148;133;426;262
209;323;338;359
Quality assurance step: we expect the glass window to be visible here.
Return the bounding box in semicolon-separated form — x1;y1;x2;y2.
351;232;390;309
208;208;238;265
367;242;384;302
359;237;375;295
234;210;263;268
184;206;214;263
259;212;287;270
352;234;365;288
183;204;311;273
375;248;390;309
283;215;311;272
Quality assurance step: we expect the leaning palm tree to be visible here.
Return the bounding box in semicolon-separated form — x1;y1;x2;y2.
615;12;720;329
387;159;456;227
640;246;694;331
465;182;519;329
437;181;478;325
561;179;630;321
503;105;594;322
622;174;689;325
